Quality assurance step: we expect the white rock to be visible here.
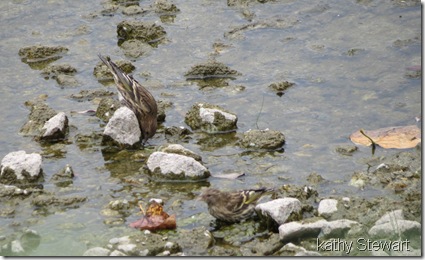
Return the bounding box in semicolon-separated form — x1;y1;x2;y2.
0;151;43;181
103;106;141;146
320;219;360;238
281;243;322;256
146;152;210;180
375;210;404;225
83;247;110;256
117;243;137;254
41;112;68;140
110;250;127;256
11;240;24;254
109;236;130;245
279;219;327;242
255;198;301;225
318;199;338;218
368;220;421;239
199;107;237;123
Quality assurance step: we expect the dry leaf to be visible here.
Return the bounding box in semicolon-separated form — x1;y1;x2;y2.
129;201;177;231
212;172;245;179
350;125;421;149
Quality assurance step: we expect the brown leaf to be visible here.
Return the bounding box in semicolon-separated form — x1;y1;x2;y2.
129;201;177;231
350;125;421;149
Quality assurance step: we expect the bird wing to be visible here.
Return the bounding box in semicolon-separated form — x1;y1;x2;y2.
98;54;156;115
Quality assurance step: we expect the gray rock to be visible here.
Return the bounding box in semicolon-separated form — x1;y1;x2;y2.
375;209;404;225
103;106;141;147
368;219;421;239
318;199;338;219
95;97;121;123
185;103;238;133
320;219;361;238
83;247;110;256
20;100;57;136
40;112;69;141
120;39;152;58
145;152;210;181
56;74;79;87
240;129;285;149
122;5;145;15
154;0;180;13
255;198;302;225
0;151;43;184
116;21;166;43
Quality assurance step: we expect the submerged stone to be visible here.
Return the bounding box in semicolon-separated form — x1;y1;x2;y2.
185;103;238;133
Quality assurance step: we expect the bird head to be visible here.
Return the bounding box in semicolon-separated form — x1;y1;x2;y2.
142;116;157;145
198;188;219;205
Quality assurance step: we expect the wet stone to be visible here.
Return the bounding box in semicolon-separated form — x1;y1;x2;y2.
55;74;79;87
159;144;202;162
40;112;69;142
255;198;302;225
0;151;44;186
164;126;192;142
185;60;241;79
96;97;122;123
335;145;358;156
317;199;338;219
122;5;145;15
50;164;74;187
144;151;210;181
117;21;166;44
185;103;238;133
31;194;87;209
41;64;77;79
120;39;153;58
268;81;295;96
20;101;57;136
154;0;180;13
368;219;421;240
18;45;68;63
240;129;285;150
70;89;115;101
102;106;142;148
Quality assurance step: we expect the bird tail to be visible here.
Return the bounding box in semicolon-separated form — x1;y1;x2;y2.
241;187;274;205
98;54;134;95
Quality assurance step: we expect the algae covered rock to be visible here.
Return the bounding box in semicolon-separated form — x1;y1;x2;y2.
185;103;237;133
240;129;285;150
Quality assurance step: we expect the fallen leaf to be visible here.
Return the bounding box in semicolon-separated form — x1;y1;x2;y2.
212;172;245;179
350;125;421;149
129;201;177;231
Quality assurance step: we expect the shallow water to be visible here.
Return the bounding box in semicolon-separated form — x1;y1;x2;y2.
0;0;421;256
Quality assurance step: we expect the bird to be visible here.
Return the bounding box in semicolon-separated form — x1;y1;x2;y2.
198;187;274;223
98;54;158;145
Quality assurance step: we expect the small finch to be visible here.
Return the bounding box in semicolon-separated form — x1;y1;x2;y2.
199;187;274;223
98;54;158;145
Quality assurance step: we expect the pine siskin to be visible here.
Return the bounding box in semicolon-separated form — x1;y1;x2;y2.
199;187;274;223
98;54;158;145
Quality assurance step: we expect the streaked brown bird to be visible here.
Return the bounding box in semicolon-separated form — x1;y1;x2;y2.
199;187;274;223
98;54;158;145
